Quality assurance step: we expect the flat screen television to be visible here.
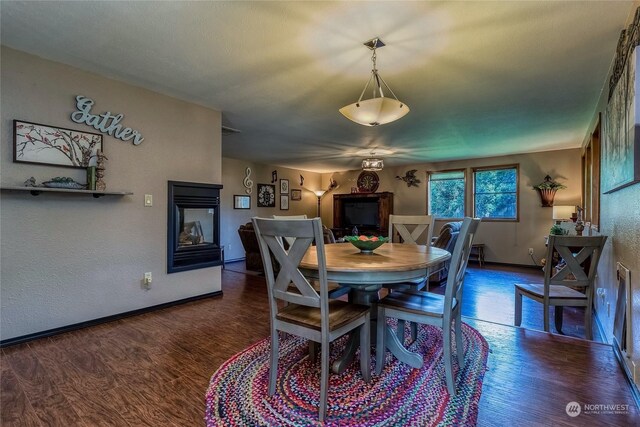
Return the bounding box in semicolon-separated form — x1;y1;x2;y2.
342;199;379;228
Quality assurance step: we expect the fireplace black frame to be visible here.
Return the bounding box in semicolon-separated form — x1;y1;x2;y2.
167;181;223;273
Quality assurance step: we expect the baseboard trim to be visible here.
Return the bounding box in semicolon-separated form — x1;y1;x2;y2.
612;341;640;410
0;291;223;348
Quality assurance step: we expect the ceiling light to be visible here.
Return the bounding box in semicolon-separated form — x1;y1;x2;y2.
362;157;384;171
339;37;410;126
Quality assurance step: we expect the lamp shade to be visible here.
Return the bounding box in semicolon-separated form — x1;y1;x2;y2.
339;98;409;127
552;205;575;220
313;190;326;198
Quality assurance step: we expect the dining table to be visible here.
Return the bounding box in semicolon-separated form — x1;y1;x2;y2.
299;242;451;373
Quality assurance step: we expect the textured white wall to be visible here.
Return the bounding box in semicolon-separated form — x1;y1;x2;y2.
0;47;222;340
220;157;321;261
582;4;640;377
324;149;582;266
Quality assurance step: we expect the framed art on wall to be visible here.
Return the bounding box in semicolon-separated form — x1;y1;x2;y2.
14;120;103;168
280;179;289;194
602;44;640;193
291;189;302;201
233;195;251;209
280;195;289;210
257;184;276;207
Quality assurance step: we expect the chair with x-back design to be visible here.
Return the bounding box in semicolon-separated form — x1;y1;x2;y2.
252;217;370;422
514;235;607;340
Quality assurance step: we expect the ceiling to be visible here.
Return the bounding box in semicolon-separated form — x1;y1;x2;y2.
1;1;635;172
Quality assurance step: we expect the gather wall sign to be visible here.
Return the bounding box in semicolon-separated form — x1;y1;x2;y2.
71;95;144;145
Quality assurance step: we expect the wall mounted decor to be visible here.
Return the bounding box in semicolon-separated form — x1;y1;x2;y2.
280;179;289;194
234;195;251;209
299;174;305;186
603;46;640;193
532;175;566;207
280;195;289;210
357;171;380;193
95;150;108;191
71;95;144;145
271;170;277;183
257;184;276;207
243;167;253;194
291;189;302;201
14;120;103;168
396;169;421;187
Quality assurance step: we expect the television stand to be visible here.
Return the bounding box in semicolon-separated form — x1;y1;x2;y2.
332;192;394;238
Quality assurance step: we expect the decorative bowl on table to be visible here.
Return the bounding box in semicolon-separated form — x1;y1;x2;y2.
343;235;388;254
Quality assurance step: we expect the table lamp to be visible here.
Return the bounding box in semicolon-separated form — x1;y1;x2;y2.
552;205;575;225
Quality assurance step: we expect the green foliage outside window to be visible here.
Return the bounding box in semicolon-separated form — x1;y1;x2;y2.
428;171;465;218
474;168;518;219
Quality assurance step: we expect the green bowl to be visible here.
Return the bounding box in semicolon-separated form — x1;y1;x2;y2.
343;236;388;254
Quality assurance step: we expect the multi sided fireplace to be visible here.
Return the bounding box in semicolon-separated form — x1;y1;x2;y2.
167;181;223;273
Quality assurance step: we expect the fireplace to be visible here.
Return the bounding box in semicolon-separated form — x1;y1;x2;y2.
167;181;223;273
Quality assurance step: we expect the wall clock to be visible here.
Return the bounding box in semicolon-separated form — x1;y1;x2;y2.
257;183;276;207
357;171;380;193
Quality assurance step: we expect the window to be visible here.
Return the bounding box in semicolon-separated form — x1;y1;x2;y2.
427;170;465;219
473;165;518;220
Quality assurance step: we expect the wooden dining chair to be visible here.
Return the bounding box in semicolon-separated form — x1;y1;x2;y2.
252;217;370;422
514;235;607;340
388;214;435;246
376;217;480;395
385;214;435;293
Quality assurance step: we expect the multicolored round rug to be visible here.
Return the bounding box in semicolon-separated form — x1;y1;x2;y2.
205;321;489;426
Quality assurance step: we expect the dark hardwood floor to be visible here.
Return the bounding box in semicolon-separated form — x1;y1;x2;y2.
1;265;637;426
430;262;605;342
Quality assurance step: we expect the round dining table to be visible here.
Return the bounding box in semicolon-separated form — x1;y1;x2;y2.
299;242;451;373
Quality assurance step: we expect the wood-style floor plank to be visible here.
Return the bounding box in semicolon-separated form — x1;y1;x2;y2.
0;264;636;426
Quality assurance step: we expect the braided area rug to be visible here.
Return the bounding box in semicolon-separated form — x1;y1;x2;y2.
205;321;489;426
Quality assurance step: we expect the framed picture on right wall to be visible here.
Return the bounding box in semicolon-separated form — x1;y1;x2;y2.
602;45;640;193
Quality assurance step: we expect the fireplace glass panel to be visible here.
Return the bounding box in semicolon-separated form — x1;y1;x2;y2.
178;208;215;247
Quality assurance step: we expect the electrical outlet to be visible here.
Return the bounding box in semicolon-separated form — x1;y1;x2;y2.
144;194;153;207
143;272;152;290
528;248;534;255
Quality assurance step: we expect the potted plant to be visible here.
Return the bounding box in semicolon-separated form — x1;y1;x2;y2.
533;175;566;207
549;224;569;236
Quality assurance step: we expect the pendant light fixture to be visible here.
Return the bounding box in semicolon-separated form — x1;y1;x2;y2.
339;37;410;126
362;150;384;171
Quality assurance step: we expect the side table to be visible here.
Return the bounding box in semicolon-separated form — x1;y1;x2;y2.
469;243;485;267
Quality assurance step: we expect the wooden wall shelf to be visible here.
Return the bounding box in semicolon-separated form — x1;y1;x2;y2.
1;186;133;198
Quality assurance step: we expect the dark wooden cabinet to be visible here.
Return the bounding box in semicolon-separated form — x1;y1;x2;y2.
332;192;393;237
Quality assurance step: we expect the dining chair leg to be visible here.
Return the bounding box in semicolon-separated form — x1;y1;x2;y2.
514;288;523;327
585;304;593;341
455;312;464;368
319;336;330;422
543;302;550;333
376;306;386;375
308;341;318;363
443;325;456;396
359;316;371;382
269;330;279;395
554;306;564;334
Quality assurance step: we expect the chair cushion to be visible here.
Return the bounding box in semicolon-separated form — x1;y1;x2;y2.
379;290;457;317
276;300;369;331
515;283;587;299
